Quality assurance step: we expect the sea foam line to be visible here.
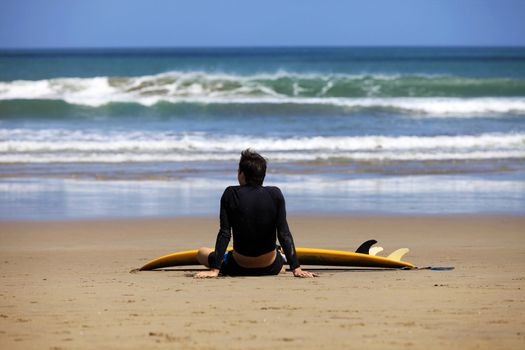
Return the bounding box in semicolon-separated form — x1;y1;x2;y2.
1;130;524;162
1;151;524;163
1;130;524;151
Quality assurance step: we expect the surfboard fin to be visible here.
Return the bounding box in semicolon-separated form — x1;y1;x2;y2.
355;239;378;254
387;248;409;261
369;247;384;256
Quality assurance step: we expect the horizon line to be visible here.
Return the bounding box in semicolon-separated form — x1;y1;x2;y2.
1;44;525;51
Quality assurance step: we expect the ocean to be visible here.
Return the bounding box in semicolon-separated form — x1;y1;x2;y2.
1;47;524;219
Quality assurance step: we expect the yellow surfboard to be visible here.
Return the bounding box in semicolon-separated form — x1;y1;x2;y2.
139;240;414;270
293;247;413;269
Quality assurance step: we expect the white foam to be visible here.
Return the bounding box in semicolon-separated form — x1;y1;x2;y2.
1;129;524;163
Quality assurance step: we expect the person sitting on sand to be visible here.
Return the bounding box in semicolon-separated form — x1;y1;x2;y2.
195;149;317;278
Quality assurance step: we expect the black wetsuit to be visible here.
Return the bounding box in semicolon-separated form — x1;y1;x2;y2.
208;184;300;271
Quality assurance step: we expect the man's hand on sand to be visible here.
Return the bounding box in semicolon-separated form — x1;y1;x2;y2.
194;269;220;278
292;267;319;278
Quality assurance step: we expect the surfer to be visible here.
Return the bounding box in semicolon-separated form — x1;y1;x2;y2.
195;149;318;278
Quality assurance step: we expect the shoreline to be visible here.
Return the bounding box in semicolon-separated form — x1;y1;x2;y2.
1;212;525;223
2;174;525;220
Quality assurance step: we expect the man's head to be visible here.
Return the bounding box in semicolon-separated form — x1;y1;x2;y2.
238;149;267;186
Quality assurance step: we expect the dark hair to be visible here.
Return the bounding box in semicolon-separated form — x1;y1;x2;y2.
238;149;267;185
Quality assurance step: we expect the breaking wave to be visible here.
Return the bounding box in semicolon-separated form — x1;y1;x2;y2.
1;71;525;116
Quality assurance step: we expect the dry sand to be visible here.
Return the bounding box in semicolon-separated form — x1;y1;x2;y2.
1;215;524;349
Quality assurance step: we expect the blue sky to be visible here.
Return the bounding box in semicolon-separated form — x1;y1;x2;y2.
1;0;524;48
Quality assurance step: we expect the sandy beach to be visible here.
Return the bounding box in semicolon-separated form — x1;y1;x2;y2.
1;215;524;349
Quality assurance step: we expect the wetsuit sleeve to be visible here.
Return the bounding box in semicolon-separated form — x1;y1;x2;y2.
209;187;232;269
274;188;301;270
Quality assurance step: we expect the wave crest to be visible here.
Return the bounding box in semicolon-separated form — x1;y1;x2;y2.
1;71;525;115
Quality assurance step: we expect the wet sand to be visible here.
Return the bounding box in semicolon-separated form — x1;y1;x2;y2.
1;215;524;349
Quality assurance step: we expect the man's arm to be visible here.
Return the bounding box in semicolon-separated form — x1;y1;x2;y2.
195;188;232;278
274;188;318;278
